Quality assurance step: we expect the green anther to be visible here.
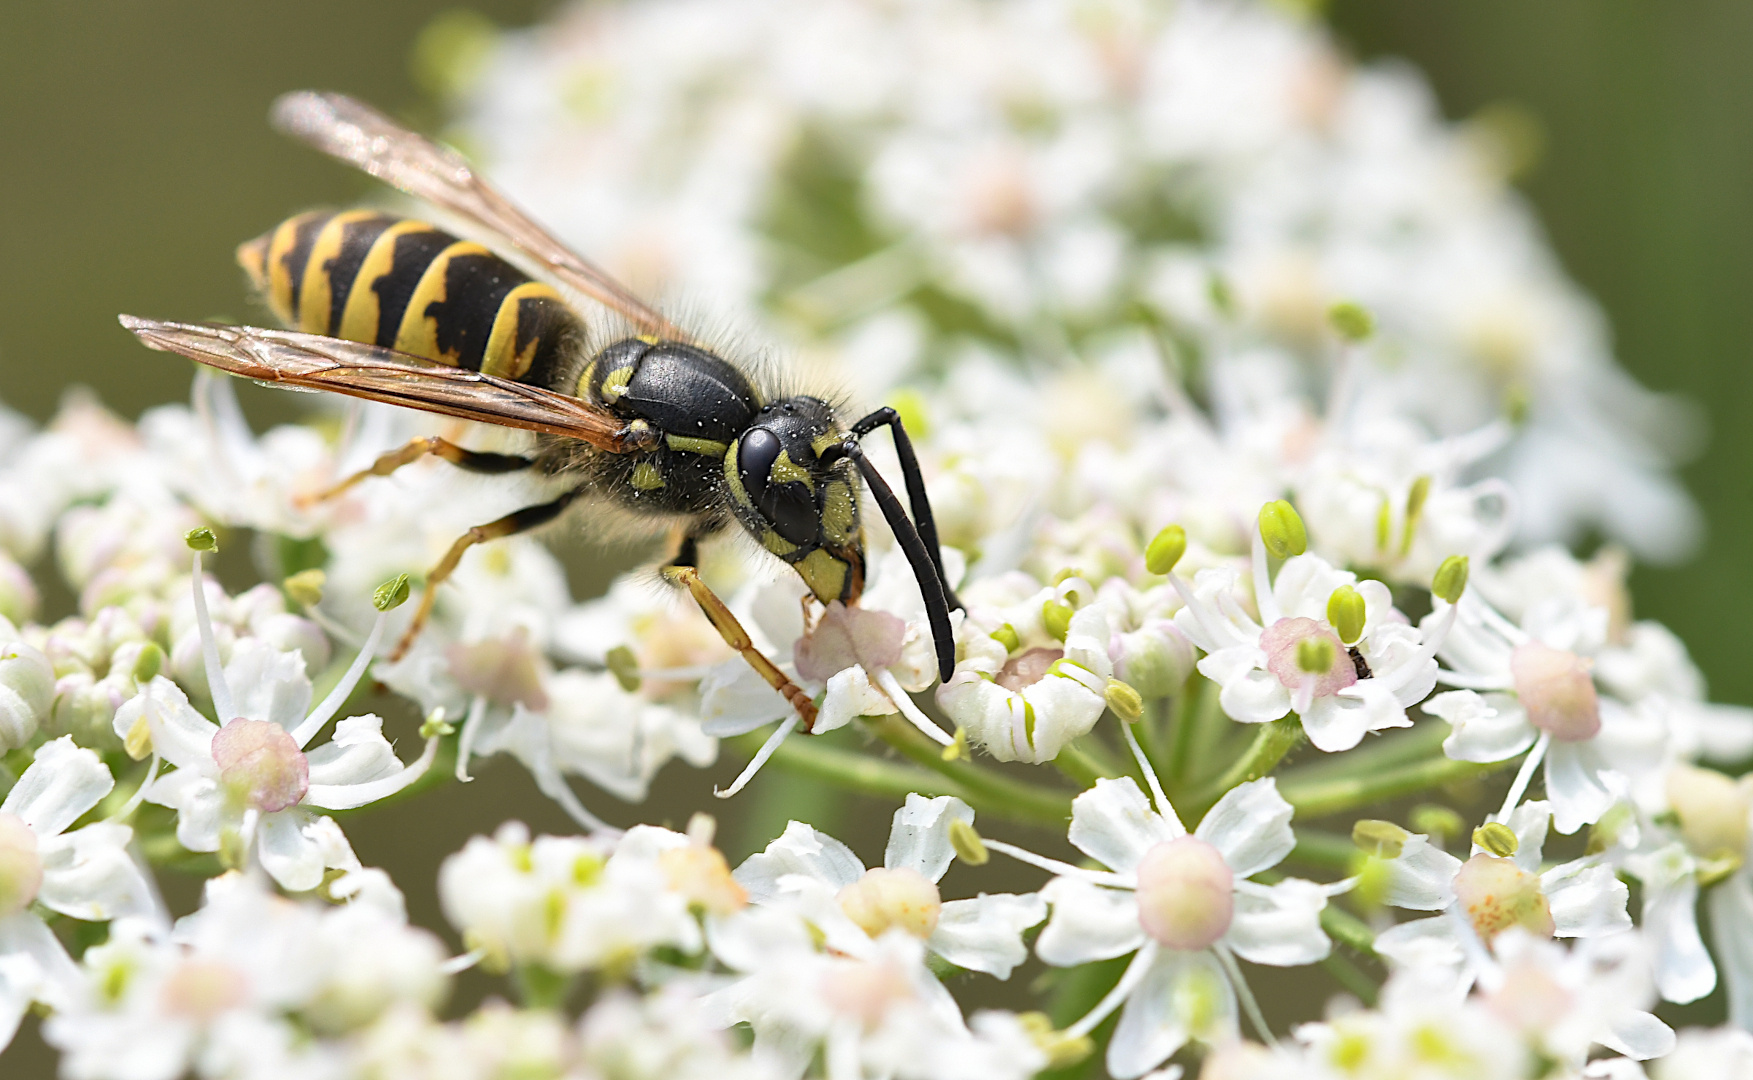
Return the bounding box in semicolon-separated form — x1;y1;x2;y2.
1042;600;1073;642
1401;475;1432;557
941;727;969;762
373;574;412;612
1051;566;1085;587
1473;821;1519;858
1697;852;1745;889
1105;679;1144;723
1327;585;1366;645
283;568;326;608
131;642;165;684
1297;636;1337;675
419;710;457;739
218;827;247;871
1410;804;1466;844
1144;524;1187;576
1258;499;1307;559
1328;300;1375;342
184;527;218;553
948;819;988;865
1504;384;1531;426
1432;555;1470;604
990;623;1021;653
1351;854;1395;910
1207;272;1235;318
1352;819;1411;859
1375;496;1392;552
605;645;641;693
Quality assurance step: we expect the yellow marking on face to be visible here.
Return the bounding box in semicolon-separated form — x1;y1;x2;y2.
394;240;494;364
264;211;324;326
630;461;666;491
297;210;381;336
600;365;635;404
666;434;728;456
723;438;753;510
812;431;843;456
636;334;662;345
821;479;857;546
761;529;799;556
483;281;564;379
797;548;849;602
770;450;814;491
338;219;433;345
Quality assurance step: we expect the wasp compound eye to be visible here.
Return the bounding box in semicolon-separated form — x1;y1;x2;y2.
738;427;819;546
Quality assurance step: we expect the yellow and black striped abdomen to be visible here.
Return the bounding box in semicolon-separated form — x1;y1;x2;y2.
237;211;580;384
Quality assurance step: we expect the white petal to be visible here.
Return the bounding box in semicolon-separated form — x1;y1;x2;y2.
304;714;400;786
1542;861;1631;938
1598;1010;1676;1061
1300;681;1410;753
1194;778;1294;879
1223;878;1331;966
1428;690;1536;763
1198;650;1290;725
1373;917;1468;992
1068;777;1181;873
929;893;1047;979
699;660;791;737
1018;672;1107;762
0;736;113;837
149;770;223;853
1503;800;1552;872
35;822;155;921
223;638;311;727
1035;876;1146;966
1384;835;1463;910
1709;873;1753;1031
1632;850;1716;1004
256;809;326;892
135;676;220;771
1108;950;1235;1080
735;820;865;901
1544;741;1624;834
884;794;973;882
816;665;894;733
0;911;79;1011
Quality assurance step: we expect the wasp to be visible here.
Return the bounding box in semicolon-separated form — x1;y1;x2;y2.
121;91;961;732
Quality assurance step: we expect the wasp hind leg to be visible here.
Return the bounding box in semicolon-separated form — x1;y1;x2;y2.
303;436;533;505
391;486;587;660
661;533;820;732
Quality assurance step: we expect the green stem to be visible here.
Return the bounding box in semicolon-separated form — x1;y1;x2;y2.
869;716;1074;826
1132;696;1171;778
1320;905;1377;956
1289;829;1361;874
512;963;575;1010
747;732;971;803
1267;721;1449;788
1164;674;1205;786
1278;754;1512;819
1186;716;1303;817
1052;741;1114;788
1320;953;1380;1007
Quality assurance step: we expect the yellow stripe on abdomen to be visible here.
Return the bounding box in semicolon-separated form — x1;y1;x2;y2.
481;281;565;378
336;220;436;347
393;240;494;365
296;210;384;336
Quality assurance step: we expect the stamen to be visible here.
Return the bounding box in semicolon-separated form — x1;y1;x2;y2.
1065;943;1158;1038
109;753;161;822
303;730;442;810
1167;573;1232;647
290;610;388;748
874;668;953;746
438;948;487;976
189;551;236;723
1214;943;1279;1049
982;839;1134;888
1497;731;1551;820
1251;532;1282;627
716;715;801;799
456;696;487;782
1119;717;1175;825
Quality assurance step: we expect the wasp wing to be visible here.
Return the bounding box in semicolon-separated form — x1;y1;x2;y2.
120;317;651;452
270;90;683;341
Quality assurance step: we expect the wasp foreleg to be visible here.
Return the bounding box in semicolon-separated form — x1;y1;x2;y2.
305;436;533;505
661;537;819;732
390;486;586;660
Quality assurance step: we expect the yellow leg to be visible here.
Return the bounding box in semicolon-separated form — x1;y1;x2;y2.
663;564;819;732
390;488;583;660
301;436;531;505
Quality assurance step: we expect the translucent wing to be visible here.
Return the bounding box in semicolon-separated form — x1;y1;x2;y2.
271;90;684;340
120;317;657;452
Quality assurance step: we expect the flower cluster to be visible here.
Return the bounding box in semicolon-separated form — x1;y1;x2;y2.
0;0;1747;1077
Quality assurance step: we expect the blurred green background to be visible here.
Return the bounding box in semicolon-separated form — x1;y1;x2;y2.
3;0;1752;1067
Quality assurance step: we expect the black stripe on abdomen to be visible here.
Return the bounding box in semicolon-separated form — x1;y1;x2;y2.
424;250;526;371
368;229;457;347
322;214;397;336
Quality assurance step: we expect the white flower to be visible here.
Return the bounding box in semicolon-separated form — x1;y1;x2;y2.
989;775;1342;1078
735;794;1045;978
0;635;52;750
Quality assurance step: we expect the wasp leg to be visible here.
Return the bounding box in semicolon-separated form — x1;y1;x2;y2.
304;436;533;504
661;536;819;732
391;486;586;660
849;407;962;611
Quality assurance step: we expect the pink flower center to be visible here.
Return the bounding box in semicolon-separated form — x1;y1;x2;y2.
0;813;42;918
1260;617;1356;698
447;627;549;710
1452;854;1553;941
837;867;943;939
160;959;249;1022
1133;837;1234;950
795;602;906;683
211;718;309;813
1509;642;1600;742
820;955;914;1031
995;647;1063;692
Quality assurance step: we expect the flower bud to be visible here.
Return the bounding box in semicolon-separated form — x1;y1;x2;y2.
0;554;38;626
1432;555;1469;604
1473;822;1519;858
1257;500;1307;559
1144;525;1187;576
185;527;219;553
1104;679;1144;723
837;867;942;939
1114;623;1194;699
0;640;53;751
373;574;411;612
1134;837;1234;950
1328;300;1375;342
1665;765;1751;860
130;641;166;684
1352;819;1411;859
948;819;988;866
283;569;326;608
1326;585;1365;645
